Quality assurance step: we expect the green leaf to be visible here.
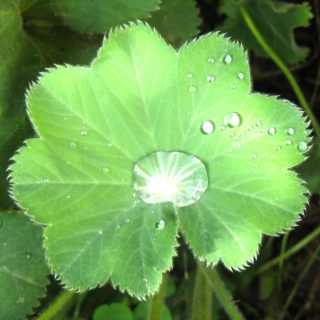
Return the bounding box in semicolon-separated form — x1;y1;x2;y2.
0;0;100;209
10;23;310;298
134;301;172;320
93;303;134;320
149;0;201;47
0;212;49;319
31;0;160;33
219;0;313;65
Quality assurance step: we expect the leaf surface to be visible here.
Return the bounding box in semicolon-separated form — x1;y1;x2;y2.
0;212;48;319
219;0;313;65
10;23;310;297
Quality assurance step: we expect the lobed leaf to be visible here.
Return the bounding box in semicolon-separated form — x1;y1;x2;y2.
219;0;313;65
10;22;311;297
0;212;49;319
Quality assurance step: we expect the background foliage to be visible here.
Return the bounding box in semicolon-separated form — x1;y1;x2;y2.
0;0;319;319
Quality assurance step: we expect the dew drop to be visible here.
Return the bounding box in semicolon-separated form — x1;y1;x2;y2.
207;57;215;64
207;75;215;82
201;120;215;135
224;54;233;64
267;127;276;135
276;146;282;151
186;72;193;79
251;153;257;159
107;143;113;147
247;125;253;131
188;86;197;93
237;72;244;79
70;142;77;149
255;120;262;127
43;178;49;184
115;224;120;230
125;218;130;223
143;278;148;284
219;125;226;132
297;141;308;152
285;140;292;145
155;219;165;230
133;151;208;207
66;195;71;199
231;85;236;90
287;128;295;135
16;297;25;304
102;167;110;173
98;230;103;235
224;112;242;128
3;242;7;247
234;142;241;148
26;252;31;260
80;130;87;136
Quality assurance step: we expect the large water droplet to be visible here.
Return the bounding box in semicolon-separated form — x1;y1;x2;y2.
133;151;208;207
267;127;276;135
224;112;242;128
237;72;244;79
224;54;233;64
155;219;165;230
207;57;215;64
207;75;215;83
297;141;308;152
287;128;295;135
188;86;197;93
201;120;215;135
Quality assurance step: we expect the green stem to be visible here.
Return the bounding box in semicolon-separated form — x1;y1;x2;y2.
37;290;75;320
147;274;167;320
200;264;245;320
191;264;212;320
258;226;320;274
239;4;320;138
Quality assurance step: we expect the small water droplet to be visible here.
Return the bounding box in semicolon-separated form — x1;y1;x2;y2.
80;130;87;136
16;297;25;304
107;143;113;147
83;146;88;151
70;142;77;149
247;125;253;131
251;154;257;159
186;72;193;79
82;119;88;125
276;146;282;151
287;128;295;135
219;125;226;132
26;252;31;260
207;75;215;82
143;278;148;285
188;86;197;93
224;112;242;128
43;178;49;184
255;120;262;127
115;224;120;230
155;219;165;230
237;72;244;79
297;141;308;152
231;85;236;90
234;142;241;148
229;132;234;137
285;140;292;145
98;230;103;235
224;54;233;64
207;57;215;64
125;218;130;223
66;195;71;199
201;120;215;135
102;167;110;173
267;127;276;135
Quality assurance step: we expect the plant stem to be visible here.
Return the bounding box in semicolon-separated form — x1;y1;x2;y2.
199;264;245;320
37;290;75;320
239;4;320;138
191;264;212;320
258;226;320;274
147;274;167;320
